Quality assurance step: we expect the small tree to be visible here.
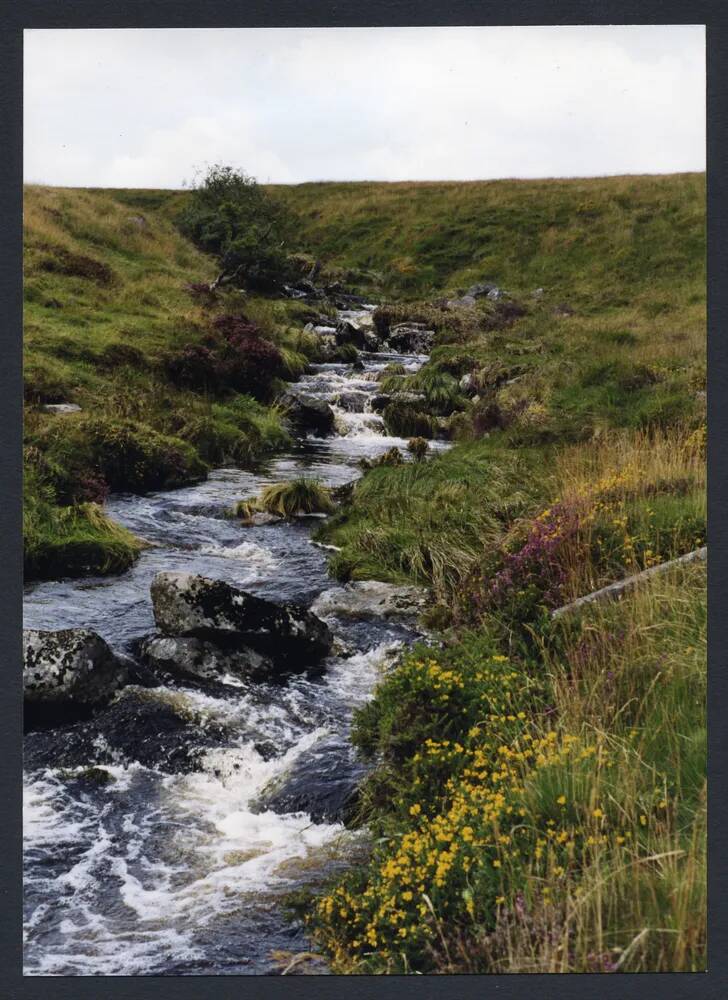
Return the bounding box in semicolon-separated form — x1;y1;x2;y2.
179;164;296;291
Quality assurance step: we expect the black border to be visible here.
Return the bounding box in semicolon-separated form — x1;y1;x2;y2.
1;3;726;998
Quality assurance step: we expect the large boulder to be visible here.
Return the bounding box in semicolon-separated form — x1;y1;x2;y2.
388;323;434;354
311;580;429;621
279;389;335;436
150;571;333;671
335;389;370;412
335;319;367;349
141;635;277;685
23;628;128;727
24;688;230;774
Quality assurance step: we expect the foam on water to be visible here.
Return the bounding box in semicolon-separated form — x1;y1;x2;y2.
23;306;443;975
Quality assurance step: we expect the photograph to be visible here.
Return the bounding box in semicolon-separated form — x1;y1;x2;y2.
21;24;706;976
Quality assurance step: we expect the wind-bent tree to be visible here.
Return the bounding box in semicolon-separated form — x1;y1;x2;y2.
179;164;297;291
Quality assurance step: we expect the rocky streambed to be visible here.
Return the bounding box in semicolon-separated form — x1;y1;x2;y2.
23;304;447;976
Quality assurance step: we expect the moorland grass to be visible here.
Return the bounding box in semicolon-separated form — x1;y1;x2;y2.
23;185;314;579
304;175;705;974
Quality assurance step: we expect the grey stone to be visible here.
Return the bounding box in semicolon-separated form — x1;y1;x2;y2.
41;403;82;414
24;628;127;722
279;389;336;436
252;734;367;824
142;635;277;684
150;571;333;670
311;580;429;621
387;324;434;354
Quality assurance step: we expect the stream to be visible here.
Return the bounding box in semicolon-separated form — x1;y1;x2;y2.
23;305;444;976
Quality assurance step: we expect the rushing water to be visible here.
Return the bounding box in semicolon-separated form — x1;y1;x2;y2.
23;309;445;976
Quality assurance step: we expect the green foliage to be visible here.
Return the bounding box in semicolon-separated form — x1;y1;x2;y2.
382;400;438;439
178;164;297;289
23;184;300;579
316;441;536;599
311;563;706;974
24;467;143;580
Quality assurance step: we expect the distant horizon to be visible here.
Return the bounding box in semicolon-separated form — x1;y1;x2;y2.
24;168;707;193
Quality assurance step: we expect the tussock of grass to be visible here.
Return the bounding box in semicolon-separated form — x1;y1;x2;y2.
316;441;536;596
258;478;335;517
24;469;144;580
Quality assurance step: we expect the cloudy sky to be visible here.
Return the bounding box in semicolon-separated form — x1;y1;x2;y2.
24;25;705;188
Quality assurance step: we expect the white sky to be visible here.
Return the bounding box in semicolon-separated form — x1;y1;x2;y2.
24;25;705;187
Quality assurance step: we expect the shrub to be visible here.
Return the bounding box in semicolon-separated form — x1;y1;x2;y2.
178;163;296;290
165;313;284;397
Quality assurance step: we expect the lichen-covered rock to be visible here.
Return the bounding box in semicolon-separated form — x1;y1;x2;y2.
311;580;429;621
387;323;434;354
150;571;333;670
23;628;127;725
465;281;501;300
142;635;278;685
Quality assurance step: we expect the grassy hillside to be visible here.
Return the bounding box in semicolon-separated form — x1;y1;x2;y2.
290;175;706;972
23;185;319;579
272;173;705;299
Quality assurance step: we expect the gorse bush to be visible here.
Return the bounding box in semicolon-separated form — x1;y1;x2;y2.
310;560;706;973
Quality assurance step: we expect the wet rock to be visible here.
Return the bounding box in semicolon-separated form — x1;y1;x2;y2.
335;318;377;351
24;628;128;728
335;390;370;412
311;580;429;621
24;688;229;774
370;390;425;413
388;323;434;354
41;403;82;414
141;635;278;685
150;571;334;670
253;734;367;824
279;389;335;436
